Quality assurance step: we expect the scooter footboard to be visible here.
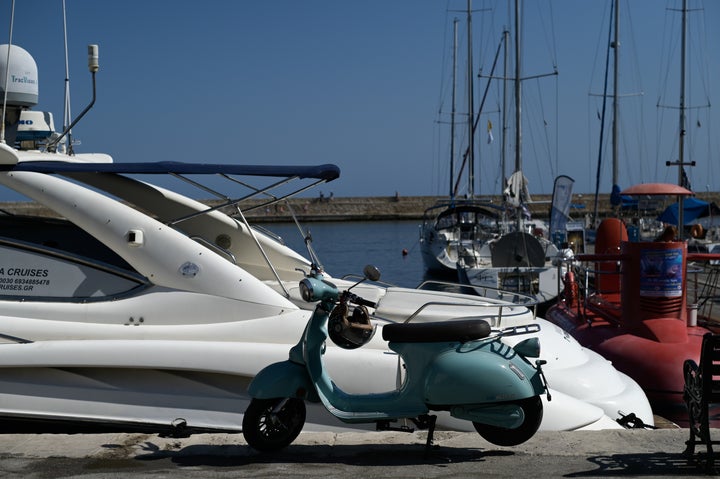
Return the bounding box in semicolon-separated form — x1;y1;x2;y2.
451;403;525;429
247;360;320;402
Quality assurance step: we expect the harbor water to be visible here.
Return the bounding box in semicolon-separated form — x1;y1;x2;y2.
264;220;432;288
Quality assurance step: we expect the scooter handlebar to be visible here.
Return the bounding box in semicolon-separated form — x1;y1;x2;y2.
344;292;377;310
299;276;377;309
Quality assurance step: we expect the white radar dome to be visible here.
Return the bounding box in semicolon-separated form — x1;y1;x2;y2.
0;44;39;107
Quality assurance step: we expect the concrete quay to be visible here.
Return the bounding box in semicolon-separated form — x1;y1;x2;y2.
0;428;712;478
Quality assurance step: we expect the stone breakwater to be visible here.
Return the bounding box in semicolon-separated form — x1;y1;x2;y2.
2;192;718;223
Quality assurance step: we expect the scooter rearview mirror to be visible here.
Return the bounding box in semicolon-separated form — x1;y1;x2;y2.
362;265;381;282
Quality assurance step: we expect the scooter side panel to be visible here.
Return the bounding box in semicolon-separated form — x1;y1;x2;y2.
422;344;541;405
247;360;320;402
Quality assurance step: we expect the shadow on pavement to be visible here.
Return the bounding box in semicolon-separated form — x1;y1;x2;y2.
129;441;509;467
568;452;709;477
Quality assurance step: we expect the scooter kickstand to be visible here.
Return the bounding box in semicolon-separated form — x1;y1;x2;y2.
424;415;437;454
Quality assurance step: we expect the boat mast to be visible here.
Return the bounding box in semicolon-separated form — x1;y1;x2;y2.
502;28;509;186
513;0;522;231
450;18;458;200
611;0;619;189
513;0;521;176
591;0;615;226
676;0;688;233
664;0;695;237
467;0;475;198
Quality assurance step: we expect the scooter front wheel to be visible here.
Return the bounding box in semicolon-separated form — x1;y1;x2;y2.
242;397;306;452
473;396;543;447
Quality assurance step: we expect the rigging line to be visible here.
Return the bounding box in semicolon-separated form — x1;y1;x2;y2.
453;30;505;198
554;58;558;178
623;0;645;99
695;1;712;102
531;77;556;180
436;2;455;121
532;0;559;70
592;0;614;227
621;0;648;183
1;0;16;144
587;0;613;95
656;2;680;109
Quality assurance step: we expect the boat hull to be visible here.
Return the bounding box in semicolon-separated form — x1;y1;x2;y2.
544;216;720;425
546;302;707;425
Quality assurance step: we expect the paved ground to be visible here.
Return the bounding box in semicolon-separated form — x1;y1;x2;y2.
0;428;713;478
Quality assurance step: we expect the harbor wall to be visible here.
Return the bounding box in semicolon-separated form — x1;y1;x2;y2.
2;192;719;223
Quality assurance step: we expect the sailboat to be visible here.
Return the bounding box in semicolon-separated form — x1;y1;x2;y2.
419;3;505;276
456;0;562;307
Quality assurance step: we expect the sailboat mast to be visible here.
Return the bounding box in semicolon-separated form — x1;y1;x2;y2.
502;29;509;184
467;0;475;198
513;0;523;231
450;18;458;200
677;0;688;234
612;0;619;188
513;0;521;174
678;0;687;187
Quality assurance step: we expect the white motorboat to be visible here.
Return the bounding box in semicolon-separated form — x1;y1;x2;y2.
0;42;654;435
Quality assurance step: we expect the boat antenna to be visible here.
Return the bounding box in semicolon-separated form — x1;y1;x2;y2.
47;44;99;153
1;0;16;144
61;0;73;152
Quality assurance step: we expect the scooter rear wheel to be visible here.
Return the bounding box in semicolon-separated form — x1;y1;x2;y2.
473;396;543;446
242;397;306;452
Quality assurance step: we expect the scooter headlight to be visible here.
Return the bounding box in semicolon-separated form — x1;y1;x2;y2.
299;278;314;302
299;277;339;303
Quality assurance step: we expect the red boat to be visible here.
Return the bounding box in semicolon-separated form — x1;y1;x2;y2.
545;183;720;425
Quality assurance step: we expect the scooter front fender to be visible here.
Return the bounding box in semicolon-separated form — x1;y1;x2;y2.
247;360;320;402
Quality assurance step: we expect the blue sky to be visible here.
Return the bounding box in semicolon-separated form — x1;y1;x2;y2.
2;0;719;199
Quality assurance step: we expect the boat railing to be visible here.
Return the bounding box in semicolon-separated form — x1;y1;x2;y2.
566;251;720;324
190;236;237;265
570;253;626;297
340;273;398;289
251;224;286;245
416;278;539;312
687;260;720;324
337;275;538;324
399;299;533;326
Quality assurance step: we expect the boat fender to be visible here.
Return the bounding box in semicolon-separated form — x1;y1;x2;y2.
563;270;578;307
690;224;704;239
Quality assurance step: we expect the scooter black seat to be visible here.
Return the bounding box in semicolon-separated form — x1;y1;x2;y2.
382;319;491;343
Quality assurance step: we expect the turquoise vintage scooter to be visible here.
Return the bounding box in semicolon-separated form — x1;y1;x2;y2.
243;266;549;451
